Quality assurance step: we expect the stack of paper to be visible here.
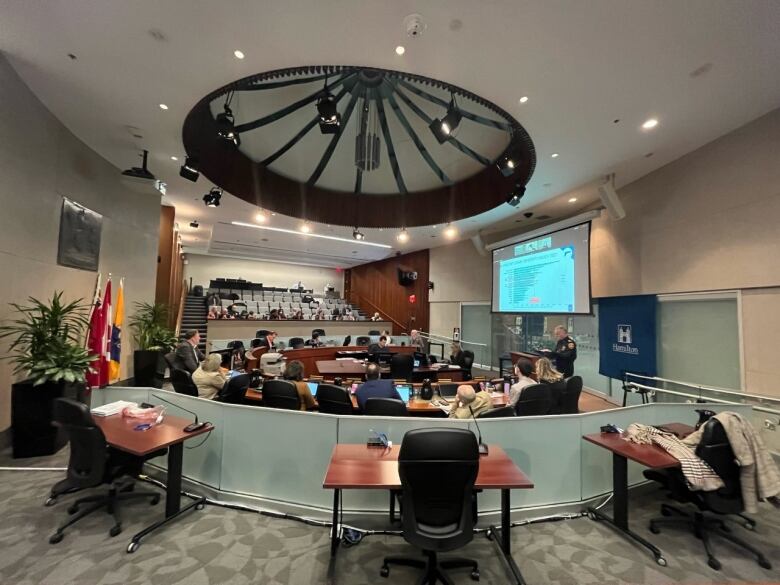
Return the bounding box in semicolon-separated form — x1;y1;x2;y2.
91;400;137;417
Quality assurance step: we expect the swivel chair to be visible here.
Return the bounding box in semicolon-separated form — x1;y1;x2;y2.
288;337;305;349
261;380;301;410
312;328;326;338
514;384;553;416
216;373;251;405
364;398;408;417
355;336;371;346
316;384;354;415
553;376;582;414
644;418;771;571
368;329;381;336
381;427;480;582
461;351;475;381
48;399;163;544
390;353;415;382
478;406;514;418
171;369;198;397
342;335;352;346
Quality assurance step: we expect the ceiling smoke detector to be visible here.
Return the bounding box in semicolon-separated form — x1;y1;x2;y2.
404;14;427;38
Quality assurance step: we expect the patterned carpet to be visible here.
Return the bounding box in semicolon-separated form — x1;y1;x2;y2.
0;450;778;585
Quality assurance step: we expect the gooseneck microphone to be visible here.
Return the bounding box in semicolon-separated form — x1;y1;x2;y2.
151;393;209;432
468;405;489;455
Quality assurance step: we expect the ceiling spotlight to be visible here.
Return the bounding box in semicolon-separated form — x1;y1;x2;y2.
568;197;578;203
203;187;222;207
170;156;178;161
216;103;240;146
395;45;406;55
317;88;341;135
189;220;199;229
233;50;245;59
443;224;458;239
519;96;529;104
300;222;312;234
551;153;559;158
179;156;200;182
352;227;365;241
255;211;268;223
497;155;517;177
397;229;410;243
642;118;659;130
505;184;526;207
429;95;462;143
159;103;169;110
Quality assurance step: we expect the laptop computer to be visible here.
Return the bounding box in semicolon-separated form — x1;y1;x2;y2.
307;381;319;394
394;384;412;403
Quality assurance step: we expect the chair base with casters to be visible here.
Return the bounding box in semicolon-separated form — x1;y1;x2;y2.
648;503;771;571
49;478;161;544
45;477;83;506
381;550;479;584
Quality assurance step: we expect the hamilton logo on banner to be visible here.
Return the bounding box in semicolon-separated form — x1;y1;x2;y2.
613;324;638;354
599;295;657;379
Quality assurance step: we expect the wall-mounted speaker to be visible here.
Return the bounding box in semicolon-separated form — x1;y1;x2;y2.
397;268;418;286
597;176;626;221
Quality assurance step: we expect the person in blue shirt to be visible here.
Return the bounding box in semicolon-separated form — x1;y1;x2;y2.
355;363;402;411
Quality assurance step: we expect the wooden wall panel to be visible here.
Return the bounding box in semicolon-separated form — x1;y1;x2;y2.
155;205;183;327
346;250;429;335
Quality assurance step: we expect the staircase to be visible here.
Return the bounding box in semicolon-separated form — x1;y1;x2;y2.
180;295;207;352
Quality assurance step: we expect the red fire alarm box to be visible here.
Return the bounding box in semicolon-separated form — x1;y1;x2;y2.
408;294;416;304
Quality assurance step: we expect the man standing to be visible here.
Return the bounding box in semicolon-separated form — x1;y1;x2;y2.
173;329;204;374
355;363;403;411
409;329;428;354
544;325;577;377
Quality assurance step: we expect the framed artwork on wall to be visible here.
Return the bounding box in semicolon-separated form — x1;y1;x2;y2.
57;197;102;271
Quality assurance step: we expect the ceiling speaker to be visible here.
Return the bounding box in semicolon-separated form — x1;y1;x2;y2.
597;177;626;221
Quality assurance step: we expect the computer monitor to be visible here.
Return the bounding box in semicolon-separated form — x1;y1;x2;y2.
307;381;319;394
394;384;412;402
413;358;421;368
413;351;428;367
377;352;393;366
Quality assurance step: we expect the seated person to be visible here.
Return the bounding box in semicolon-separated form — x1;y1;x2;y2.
508;359;536;407
368;335;390;354
278;308;287;320
355;363;402;411
409;329;427;353
268;308;280;320
282;360;316;411
448;385;492;419
371;312;382;322
305;332;323;347
192;354;227;400
450;342;465;366
246;310;256;320
535;357;564;384
207;306;219;320
292;309;304;320
380;330;393;344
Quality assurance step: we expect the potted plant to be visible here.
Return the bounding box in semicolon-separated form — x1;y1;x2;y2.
0;292;94;458
128;302;178;388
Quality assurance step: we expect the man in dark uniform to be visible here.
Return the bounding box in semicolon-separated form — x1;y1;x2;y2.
544;325;577;377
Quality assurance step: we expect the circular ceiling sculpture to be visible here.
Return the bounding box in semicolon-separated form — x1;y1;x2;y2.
182;65;536;228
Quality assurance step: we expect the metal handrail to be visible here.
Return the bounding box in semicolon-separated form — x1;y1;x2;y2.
420;331;488;347
625;372;780;404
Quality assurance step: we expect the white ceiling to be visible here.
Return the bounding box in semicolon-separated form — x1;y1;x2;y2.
2;0;779;267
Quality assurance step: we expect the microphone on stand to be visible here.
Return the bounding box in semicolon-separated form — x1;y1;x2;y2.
468;405;489;455
151;393;209;432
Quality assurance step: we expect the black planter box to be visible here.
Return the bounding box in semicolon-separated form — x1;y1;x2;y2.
11;380;85;458
133;350;165;388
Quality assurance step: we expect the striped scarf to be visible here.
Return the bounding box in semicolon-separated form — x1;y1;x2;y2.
624;423;724;491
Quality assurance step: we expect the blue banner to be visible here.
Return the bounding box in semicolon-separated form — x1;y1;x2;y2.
598;295;657;380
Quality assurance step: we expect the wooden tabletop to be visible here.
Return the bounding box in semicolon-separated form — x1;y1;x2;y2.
582;423;695;469
323;444;533;490
316;359;367;375
94;414;214;456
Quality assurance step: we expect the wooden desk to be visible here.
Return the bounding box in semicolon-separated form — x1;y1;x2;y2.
94;414;214;553
323;444;532;584
315;358;465;382
582;423;694;566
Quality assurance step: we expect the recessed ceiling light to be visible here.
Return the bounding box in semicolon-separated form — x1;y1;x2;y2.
231;221;391;248
255;212;267;223
395;45;406;55
519;96;529;104
300;222;312;234
159;104;169;110
568;197;578;203
234;50;245;59
443;225;458;239
170;156;178;161
551;153;559;158
397;229;409;243
642;118;659;130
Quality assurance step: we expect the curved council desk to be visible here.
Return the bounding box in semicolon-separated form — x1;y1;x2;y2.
92;387;751;522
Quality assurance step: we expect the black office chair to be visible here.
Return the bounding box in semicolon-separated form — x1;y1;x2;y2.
163;351;177;373
514;383;553;416
48;399;163;544
255;329;270;339
288;337;305;349
555;376;583;414
216;373;251;404
644;418;771;570
171;369;198;397
364;398;408;416
381;427;480;582
262;380;301;410
478;406;514;418
545;379;567;415
355;336;371;346
316;384;354;415
312;328;326;337
390;353;414;382
461;351;475;381
368;329;381;336
342;335;352;346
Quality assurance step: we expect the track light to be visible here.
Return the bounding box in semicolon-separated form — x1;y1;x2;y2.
497;155;517;177
189;220;199;229
317;91;341;134
429;96;462;144
443;224;458;239
179;156;200;182
216;104;240;146
352;228;365;241
300;221;312;234
203;187;222;207
397;228;409;243
506;185;526;207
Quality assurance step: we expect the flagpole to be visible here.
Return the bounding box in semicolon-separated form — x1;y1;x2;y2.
84;272;101;349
